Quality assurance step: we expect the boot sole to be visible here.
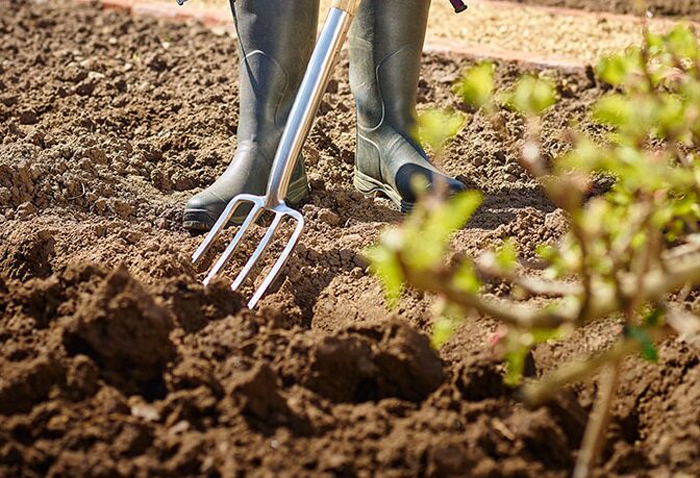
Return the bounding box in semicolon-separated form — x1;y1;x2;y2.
353;169;413;213
183;178;309;232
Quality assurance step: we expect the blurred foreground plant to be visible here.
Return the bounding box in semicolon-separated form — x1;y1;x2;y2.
368;24;700;478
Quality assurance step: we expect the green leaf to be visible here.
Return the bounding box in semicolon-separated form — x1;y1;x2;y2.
645;31;664;54
453;261;480;294
666;24;698;60
592;94;632;126
365;232;404;308
536;244;557;261
505;75;557;116
426;190;483;237
505;346;528;386
415;108;466;151
597;54;628;86
624;326;659;362
495;238;518;272
432;316;462;349
643;308;664;327
454;62;495;108
407;191;483;270
596;50;641;86
530;327;565;343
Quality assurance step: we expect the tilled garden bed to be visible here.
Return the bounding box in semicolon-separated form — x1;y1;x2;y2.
0;1;698;477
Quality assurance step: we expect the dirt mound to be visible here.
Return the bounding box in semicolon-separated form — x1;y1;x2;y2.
158;275;244;332
291;320;445;403
62;265;176;397
0;354;65;415
610;341;700;475
229;364;306;433
0;1;699;477
0;228;55;281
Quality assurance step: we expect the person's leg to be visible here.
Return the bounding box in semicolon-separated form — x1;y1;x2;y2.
349;0;464;211
184;0;319;231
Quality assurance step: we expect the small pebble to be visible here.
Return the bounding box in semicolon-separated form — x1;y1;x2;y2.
19;109;38;125
112;199;134;218
169;420;190;435
131;403;160;422
16;202;36;220
28;129;45;147
353;255;367;268
94;198;107;213
351;267;364;279
120;230;143;245
87;71;105;81
317;208;340;226
0;187;11;203
302;203;319;217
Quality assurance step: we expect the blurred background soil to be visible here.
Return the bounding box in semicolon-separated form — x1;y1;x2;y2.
168;0;689;65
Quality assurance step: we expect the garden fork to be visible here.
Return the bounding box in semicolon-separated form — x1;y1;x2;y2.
191;0;362;309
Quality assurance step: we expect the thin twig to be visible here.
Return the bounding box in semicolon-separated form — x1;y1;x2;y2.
665;305;700;349
663;235;700;260
474;256;582;298
521;326;670;405
573;360;621;478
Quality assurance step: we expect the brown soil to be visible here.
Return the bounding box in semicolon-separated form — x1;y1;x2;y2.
510;0;700;20
1;1;698;477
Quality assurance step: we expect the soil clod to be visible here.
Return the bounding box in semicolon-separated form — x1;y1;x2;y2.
62;265;175;397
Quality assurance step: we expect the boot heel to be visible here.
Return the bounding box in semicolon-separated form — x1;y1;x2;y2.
353;170;414;214
354;133;407;209
353;133;387;194
353;168;406;210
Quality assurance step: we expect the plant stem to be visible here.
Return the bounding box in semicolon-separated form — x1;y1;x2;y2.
573;360;621;478
474;257;582;297
402;252;700;329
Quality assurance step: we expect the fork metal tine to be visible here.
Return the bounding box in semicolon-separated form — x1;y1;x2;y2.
202;203;263;286
247;209;305;309
230;212;285;292
192;194;258;265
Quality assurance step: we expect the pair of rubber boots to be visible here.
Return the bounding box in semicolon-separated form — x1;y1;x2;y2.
183;0;465;231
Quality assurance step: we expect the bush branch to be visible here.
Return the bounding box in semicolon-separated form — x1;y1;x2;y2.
573;361;621;478
521;326;670;406
401;253;700;330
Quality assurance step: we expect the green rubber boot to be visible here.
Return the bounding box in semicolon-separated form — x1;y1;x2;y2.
183;0;319;231
350;0;465;212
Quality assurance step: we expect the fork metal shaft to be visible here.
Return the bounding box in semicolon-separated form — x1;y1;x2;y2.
265;7;353;207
